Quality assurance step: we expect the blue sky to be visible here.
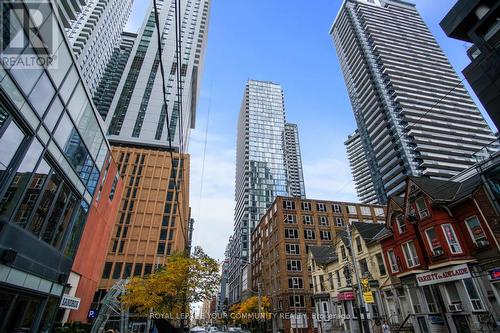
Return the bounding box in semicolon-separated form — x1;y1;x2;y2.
125;0;495;260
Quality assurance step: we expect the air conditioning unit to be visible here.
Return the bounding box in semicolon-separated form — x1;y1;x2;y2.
476;239;490;248
448;303;463;312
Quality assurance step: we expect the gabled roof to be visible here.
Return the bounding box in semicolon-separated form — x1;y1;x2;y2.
352;222;388;244
391;196;405;208
408;175;482;204
309;245;337;266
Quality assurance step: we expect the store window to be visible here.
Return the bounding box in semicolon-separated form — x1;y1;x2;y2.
463;279;484;311
422;286;438;313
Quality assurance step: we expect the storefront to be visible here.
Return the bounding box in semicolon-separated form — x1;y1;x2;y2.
0;265;64;332
410;263;497;333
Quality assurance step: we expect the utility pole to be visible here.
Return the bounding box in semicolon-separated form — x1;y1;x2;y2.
346;224;368;333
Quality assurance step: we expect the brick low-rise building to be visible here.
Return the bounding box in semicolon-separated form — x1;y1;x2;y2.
251;196;385;333
381;175;500;333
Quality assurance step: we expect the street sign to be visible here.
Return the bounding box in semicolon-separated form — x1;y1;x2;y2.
59;294;81;310
88;309;98;319
363;291;374;304
361;278;369;289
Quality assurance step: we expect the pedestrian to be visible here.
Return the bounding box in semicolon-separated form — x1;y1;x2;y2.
382;320;390;333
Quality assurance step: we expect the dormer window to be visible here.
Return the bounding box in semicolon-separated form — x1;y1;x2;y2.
396;214;407;234
415;197;429;219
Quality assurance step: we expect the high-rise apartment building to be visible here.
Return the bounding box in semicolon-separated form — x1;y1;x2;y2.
105;0;210;150
93;32;137;121
284;123;306;199
251;196;386;333
96;0;210;301
331;0;496;204
345;130;377;204
57;0;133;95
227;80;306;304
0;1;121;330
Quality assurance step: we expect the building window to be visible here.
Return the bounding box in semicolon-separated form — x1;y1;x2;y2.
445;282;462;305
319;216;329;226
289;295;305;308
360;206;371;216
284;214;297;224
340;245;347;261
374;207;385;217
328;272;334;290
415;197;429;219
336;217;344;226
332;204;342;213
109;175;118;200
288;277;303;289
303;215;312;225
465;216;489;248
408;287;422;313
396;215;406;234
356;236;363;253
442;224;462;254
102;262;112;279
285;229;299;239
304;229;315;240
287;260;301;271
387;249;399;273
320;231;331;240
402;241;419;268
359;259;369;275
347;205;357;214
286;244;300;255
423;286;438;313
425;228;444;256
317;203;326;212
376;253;386;276
112;262;123;279
463;279;484;311
283;200;296;210
336;270;341;287
301;201;311;211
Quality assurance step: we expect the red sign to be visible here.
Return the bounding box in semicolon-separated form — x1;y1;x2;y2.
490;269;500;281
337;292;355;301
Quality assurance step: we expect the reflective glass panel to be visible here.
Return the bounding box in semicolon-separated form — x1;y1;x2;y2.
28;72;55;117
0;118;25;181
0;139;43;224
13;158;51;227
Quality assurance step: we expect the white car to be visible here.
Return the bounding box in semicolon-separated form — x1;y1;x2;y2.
190;327;207;333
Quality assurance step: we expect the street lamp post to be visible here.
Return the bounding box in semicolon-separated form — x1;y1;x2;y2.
346;224;369;333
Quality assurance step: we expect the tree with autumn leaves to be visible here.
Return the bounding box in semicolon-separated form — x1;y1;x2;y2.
122;247;220;320
230;295;272;326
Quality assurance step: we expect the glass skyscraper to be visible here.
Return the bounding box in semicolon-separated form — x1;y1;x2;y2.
227;80;306;303
105;0;210;150
331;0;496;204
57;0;133;95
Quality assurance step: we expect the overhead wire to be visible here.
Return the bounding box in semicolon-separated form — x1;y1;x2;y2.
152;0;189;250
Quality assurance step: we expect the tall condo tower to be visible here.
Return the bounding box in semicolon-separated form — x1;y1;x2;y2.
57;0;133;94
92;32;137;121
284;123;306;199
331;0;495;203
105;0;209;151
345;130;377;204
227;80;306;303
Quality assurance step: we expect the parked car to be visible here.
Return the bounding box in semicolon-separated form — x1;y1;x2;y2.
190;327;207;333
